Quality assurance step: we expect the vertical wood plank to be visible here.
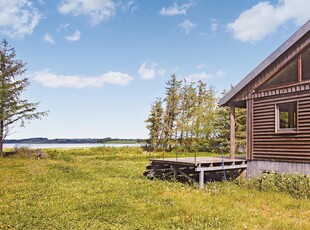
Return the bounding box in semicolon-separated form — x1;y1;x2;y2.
230;104;235;159
298;55;302;82
246;99;253;160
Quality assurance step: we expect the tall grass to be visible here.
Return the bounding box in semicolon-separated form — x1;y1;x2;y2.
0;147;309;229
235;172;310;199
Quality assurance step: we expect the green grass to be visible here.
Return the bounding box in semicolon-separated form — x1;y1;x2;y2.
0;147;309;229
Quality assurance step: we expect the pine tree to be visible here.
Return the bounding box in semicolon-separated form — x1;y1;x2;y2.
145;98;163;150
200;85;217;149
213;90;247;153
235;107;247;151
162;74;182;151
0;40;48;156
190;81;217;150
177;80;196;149
213;104;230;151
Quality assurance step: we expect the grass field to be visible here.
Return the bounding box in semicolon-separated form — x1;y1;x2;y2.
0;147;309;229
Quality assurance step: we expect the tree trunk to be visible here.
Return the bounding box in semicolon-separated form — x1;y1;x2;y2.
0;120;3;157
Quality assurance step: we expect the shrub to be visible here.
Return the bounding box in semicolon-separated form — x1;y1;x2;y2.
5;146;36;158
236;172;310;199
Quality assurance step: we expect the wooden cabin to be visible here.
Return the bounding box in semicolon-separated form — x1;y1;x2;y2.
219;20;310;177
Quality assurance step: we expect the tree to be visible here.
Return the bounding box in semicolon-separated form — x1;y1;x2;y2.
0;40;48;156
177;80;196;149
213;90;246;152
162;74;182;152
145;98;163;150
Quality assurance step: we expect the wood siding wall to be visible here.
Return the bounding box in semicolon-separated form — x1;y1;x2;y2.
253;88;310;163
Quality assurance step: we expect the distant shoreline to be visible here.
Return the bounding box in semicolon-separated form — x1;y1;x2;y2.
4;137;146;145
3;143;142;149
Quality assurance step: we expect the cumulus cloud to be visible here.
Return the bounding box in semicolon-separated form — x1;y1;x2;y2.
179;19;196;34
32;69;134;89
58;0;116;26
138;61;165;80
227;0;310;43
43;33;54;44
185;70;226;82
0;0;41;38
159;2;194;16
65;30;81;41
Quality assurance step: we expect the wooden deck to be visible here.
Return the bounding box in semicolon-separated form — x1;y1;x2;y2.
144;156;247;188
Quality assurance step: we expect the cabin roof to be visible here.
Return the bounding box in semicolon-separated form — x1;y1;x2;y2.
219;20;310;106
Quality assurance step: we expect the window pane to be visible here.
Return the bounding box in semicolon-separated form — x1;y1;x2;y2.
302;46;310;81
257;59;298;91
278;102;297;130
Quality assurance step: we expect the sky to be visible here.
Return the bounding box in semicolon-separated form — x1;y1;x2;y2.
1;0;310;139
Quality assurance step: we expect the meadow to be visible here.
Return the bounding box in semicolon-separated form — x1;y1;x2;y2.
0;147;309;229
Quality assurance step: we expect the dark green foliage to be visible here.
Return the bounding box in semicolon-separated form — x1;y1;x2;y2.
146;76;246;153
213;96;246;153
0;40;48;156
145;98;164;150
162;74;182;151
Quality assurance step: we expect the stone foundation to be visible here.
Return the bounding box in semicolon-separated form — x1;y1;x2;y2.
247;160;310;178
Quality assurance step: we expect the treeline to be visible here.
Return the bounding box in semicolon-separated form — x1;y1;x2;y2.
5;138;145;144
145;75;246;153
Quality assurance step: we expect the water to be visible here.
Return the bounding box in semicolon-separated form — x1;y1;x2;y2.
3;143;141;149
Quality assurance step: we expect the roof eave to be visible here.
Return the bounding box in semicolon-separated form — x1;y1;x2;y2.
219;19;310;107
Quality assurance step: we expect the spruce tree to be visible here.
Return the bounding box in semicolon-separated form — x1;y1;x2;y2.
0;40;48;156
213;90;246;152
177;80;196;148
162;74;182;151
145;98;163;150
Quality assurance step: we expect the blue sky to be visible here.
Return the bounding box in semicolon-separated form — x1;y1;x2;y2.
1;0;309;139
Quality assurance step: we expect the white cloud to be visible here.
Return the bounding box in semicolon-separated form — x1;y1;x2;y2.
211;18;218;32
185;72;213;82
227;0;310;43
158;69;166;76
138;62;156;80
58;0;116;26
121;0;138;13
216;69;226;77
179;19;196;34
43;33;54;44
57;23;70;32
32;69;134;89
0;0;41;38
159;2;194;16
185;70;226;82
65;30;81;42
197;64;206;69
138;61;165;80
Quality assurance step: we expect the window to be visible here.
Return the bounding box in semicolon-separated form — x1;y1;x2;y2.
276;102;297;132
257;59;298;91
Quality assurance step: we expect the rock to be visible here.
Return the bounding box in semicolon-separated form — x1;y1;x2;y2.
35;149;49;160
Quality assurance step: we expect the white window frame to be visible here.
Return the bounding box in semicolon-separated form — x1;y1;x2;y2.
275;101;298;133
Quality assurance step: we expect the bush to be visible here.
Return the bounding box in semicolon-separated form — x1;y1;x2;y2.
236;172;310;199
5;146;36;158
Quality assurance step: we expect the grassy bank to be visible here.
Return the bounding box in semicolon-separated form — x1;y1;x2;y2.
0;147;309;229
